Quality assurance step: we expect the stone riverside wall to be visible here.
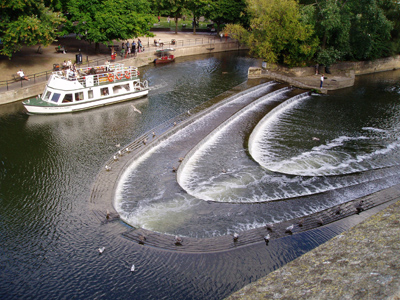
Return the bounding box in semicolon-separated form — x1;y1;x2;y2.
251;55;400;77
333;54;400;75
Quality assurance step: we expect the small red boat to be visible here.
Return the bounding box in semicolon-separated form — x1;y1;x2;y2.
154;48;175;64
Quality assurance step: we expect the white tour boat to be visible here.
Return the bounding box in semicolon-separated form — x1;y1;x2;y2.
23;63;149;114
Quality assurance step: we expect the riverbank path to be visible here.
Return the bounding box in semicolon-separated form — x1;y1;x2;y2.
0;31;226;93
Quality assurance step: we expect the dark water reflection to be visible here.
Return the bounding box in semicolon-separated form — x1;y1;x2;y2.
0;51;399;299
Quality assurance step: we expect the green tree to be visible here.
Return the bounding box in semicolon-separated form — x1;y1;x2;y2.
301;0;393;64
347;0;393;60
226;0;318;67
379;0;400;54
66;0;154;52
0;0;65;58
206;0;249;32
186;0;212;34
156;0;188;34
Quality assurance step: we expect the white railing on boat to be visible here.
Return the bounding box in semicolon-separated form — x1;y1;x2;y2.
49;63;140;88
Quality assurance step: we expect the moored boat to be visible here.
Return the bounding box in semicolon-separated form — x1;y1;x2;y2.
154;48;175;64
22;63;148;114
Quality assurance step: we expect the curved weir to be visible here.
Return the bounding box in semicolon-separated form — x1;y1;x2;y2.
96;82;400;248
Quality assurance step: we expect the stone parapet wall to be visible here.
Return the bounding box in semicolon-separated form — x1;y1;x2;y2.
252;55;400;79
332;55;400;75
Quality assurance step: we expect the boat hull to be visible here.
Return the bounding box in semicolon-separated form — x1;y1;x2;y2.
154;58;175;64
24;90;148;115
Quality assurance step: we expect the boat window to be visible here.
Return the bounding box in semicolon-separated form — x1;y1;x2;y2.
62;94;73;103
51;93;61;103
88;90;94;99
75;92;84;101
44;91;51;100
113;84;130;94
101;87;109;96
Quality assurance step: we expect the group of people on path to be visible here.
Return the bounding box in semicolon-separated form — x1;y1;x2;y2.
111;39;144;60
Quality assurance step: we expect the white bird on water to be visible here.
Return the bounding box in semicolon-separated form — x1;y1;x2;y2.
105;165;111;171
98;247;105;254
131;105;142;114
131;264;135;272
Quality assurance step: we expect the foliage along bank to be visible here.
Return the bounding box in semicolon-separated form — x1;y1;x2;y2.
225;0;400;68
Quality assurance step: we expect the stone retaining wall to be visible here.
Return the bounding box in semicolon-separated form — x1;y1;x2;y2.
252;55;400;78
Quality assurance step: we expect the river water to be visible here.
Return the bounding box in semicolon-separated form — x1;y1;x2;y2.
1;51;400;299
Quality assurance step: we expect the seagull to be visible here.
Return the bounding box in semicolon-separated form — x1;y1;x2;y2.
143;139;147;145
118;150;122;156
312;137;320;141
126;147;131;153
131;264;135;272
233;233;239;242
131;105;142;114
317;218;324;226
178;157;184;162
98;247;105;254
175;235;183;246
105;165;111;171
172;166;177;172
187;110;191;115
285;224;294;234
113;155;118;161
222;168;227;173
115;143;120;148
264;234;270;243
138;235;146;245
298;219;304;227
265;224;274;231
106;210;110;220
173;122;177;126
152;131;156;137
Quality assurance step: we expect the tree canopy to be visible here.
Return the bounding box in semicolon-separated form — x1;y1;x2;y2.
65;0;154;50
226;0;319;67
206;0;249;31
0;0;65;58
301;0;394;65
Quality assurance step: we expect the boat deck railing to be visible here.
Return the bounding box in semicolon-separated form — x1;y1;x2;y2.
49;63;140;88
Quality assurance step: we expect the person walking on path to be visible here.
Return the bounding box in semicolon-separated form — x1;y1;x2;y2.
132;41;136;57
320;74;324;88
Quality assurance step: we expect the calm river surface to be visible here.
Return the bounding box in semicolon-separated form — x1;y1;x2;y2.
1;51;400;299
